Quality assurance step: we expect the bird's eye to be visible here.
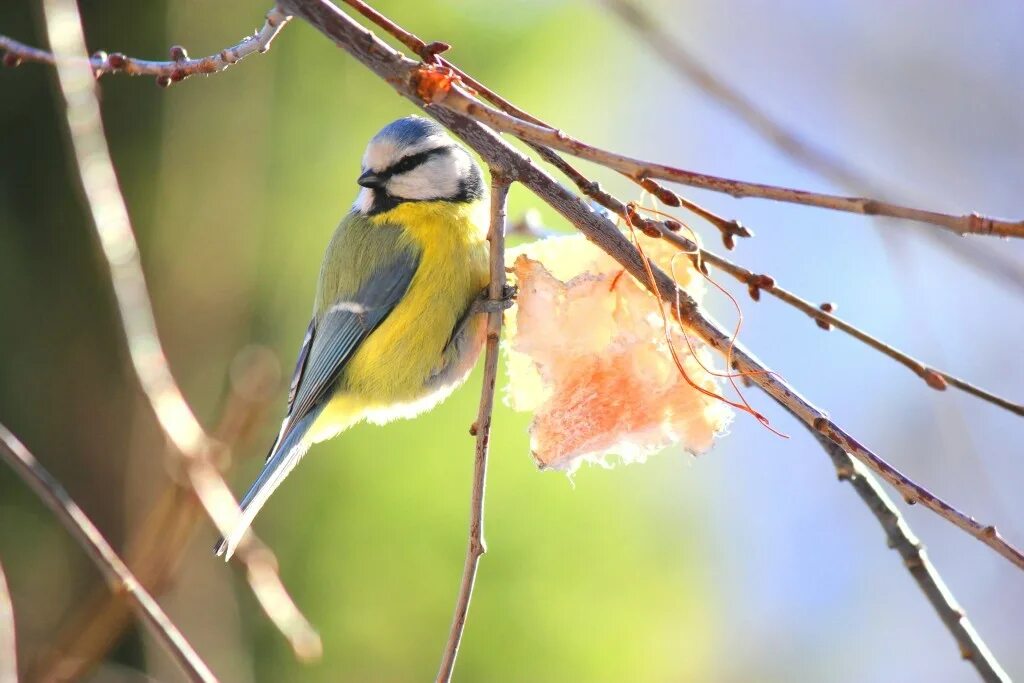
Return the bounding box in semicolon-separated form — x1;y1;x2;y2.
387;147;449;176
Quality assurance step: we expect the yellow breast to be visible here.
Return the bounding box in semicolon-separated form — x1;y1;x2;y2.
336;199;489;408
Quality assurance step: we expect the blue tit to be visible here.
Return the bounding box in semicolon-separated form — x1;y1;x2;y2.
217;116;491;559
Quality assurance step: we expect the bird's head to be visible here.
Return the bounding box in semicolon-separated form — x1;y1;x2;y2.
355;116;484;215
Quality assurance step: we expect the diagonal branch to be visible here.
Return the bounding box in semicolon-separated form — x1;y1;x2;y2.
40;0;319;659
798;423;1009;682
436;170;512;683
0;424;217;683
1;7;288;87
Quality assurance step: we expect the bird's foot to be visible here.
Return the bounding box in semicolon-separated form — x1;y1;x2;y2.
474;283;517;314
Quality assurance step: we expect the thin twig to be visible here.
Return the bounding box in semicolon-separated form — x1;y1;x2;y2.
606;0;1024;289
0;561;15;683
436;171;512;683
518;146;1024;416
281;0;1024;573
0;424;216;683
40;0;318;658
799;424;1009;682
427;84;1023;239
1;7;289;87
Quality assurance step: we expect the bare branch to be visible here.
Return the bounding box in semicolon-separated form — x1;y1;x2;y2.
281;0;1024;572
0;561;15;683
1;7;289;87
31;349;316;682
606;0;1024;291
40;0;318;657
800;425;1009;682
518;144;1024;417
430;85;1023;238
0;424;216;683
436;171;512;683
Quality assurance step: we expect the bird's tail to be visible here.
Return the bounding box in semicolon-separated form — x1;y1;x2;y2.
214;406;324;560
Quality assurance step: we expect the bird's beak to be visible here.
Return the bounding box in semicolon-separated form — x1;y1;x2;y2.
357;170;385;189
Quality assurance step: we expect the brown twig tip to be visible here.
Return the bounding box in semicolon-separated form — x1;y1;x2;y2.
421;41;451;63
747;273;776;301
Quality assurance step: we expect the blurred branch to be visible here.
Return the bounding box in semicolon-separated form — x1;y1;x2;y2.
435;172;511;683
0;561;15;683
605;0;1024;290
40;0;318;660
34;348;286;683
803;426;1009;682
0;424;216;683
0;7;288;87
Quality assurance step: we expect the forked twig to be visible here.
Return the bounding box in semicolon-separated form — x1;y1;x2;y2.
429;85;1024;239
39;0;318;658
0;424;216;683
1;8;288;87
436;171;512;683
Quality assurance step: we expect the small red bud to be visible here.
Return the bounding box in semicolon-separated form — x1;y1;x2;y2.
170;69;186;82
156;75;172;88
169;44;189;62
2;53;21;68
663;219;682;232
816;301;835;330
747;284;761;302
107;52;126;69
723;232;736;250
922;369;948;391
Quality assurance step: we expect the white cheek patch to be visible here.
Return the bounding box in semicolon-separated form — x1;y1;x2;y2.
386;153;462;200
354;187;374;213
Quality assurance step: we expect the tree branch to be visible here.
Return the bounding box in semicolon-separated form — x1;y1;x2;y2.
435;171;512;683
0;561;15;683
429;84;1023;238
543;167;1023;416
31;349;309;682
276;4;1019;678
798;423;1009;682
605;0;1024;292
1;7;288;87
0;424;216;683
40;0;318;658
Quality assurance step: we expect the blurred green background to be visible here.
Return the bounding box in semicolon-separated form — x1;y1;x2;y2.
1;1;1021;681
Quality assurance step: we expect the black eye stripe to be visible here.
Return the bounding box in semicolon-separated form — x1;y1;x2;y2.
378;146;451;178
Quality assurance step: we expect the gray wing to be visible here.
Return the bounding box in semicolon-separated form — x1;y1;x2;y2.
276;247;420;452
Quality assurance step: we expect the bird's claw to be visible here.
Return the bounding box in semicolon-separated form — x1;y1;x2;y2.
474;283;517;314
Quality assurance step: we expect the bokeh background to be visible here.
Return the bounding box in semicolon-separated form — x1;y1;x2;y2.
1;1;1022;681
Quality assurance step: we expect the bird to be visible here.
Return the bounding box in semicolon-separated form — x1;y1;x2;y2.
215;116;498;559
